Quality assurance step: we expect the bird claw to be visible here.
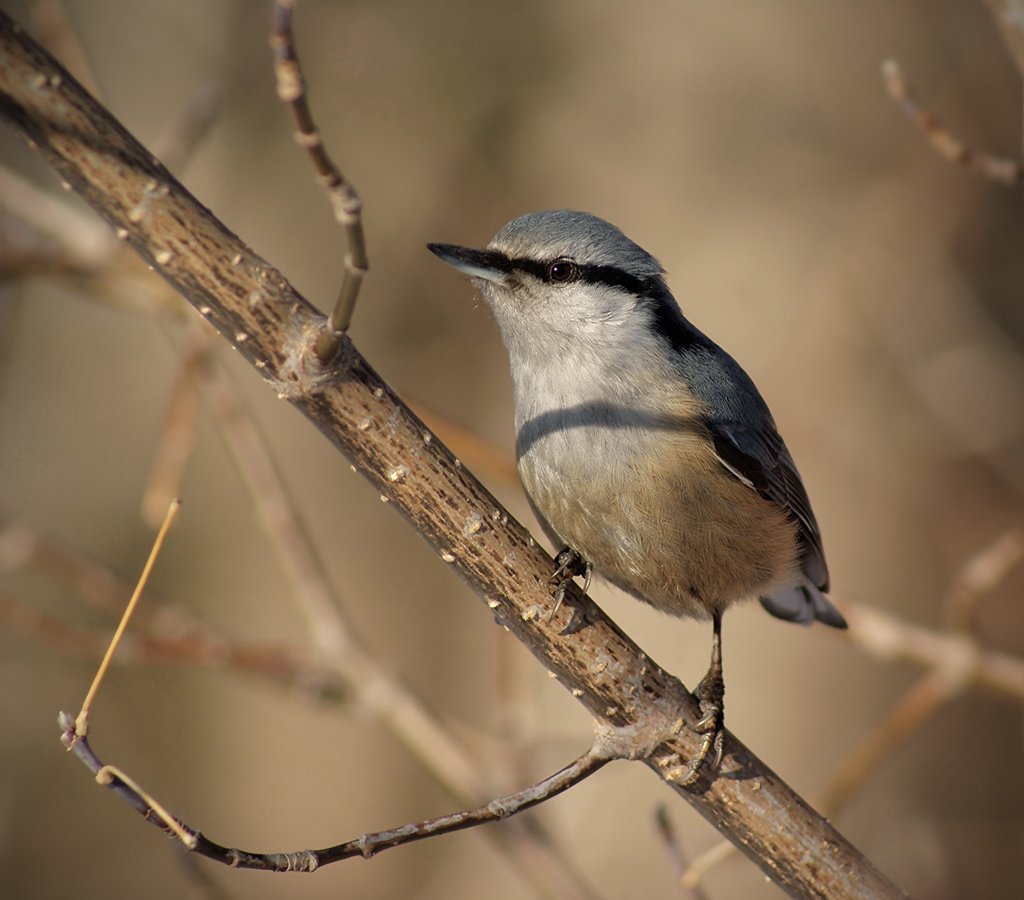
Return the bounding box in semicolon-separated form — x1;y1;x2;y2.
550;547;588;584
681;727;725;786
548;548;591;629
694;705;719;732
678;662;725;786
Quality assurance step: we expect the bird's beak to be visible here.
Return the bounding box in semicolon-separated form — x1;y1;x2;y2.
427;243;509;285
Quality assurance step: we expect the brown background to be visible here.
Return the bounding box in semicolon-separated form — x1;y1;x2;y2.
2;1;1022;898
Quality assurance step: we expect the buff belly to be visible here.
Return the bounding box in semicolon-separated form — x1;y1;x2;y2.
518;425;801;620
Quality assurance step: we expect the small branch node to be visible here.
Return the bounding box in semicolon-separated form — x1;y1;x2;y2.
294;128;321;149
58;710;77;749
273;58;303;103
277;850;319;872
593;707;681;762
329;190;362;224
486;797;513;819
354;833;374;859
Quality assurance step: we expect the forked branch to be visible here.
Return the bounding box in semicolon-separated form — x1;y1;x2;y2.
60;710;611;871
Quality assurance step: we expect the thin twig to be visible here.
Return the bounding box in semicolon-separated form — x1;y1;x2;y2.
28;0;101;97
822;527;1024;813
943;526;1024;633
0;590;347;693
177;323;353;656
980;0;1024;83
152;82;223;174
0;511;199;631
60;713;610;872
653;806;712;900
141;349;202;528
270;0;367;358
0;240;96;281
409;397;521;485
679;840;737;895
882;59;1023;186
0;162;110;261
841;599;1024;702
0;162;179;314
819;669;963;816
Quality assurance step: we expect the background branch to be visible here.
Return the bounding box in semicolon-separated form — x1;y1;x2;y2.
882;59;1023;185
981;0;1024;82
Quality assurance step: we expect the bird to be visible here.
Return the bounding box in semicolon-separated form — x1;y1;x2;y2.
428;210;846;782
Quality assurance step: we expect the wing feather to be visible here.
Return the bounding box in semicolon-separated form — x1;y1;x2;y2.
710;422;829;592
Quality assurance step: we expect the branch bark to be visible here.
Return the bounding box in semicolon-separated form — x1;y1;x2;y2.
0;11;904;898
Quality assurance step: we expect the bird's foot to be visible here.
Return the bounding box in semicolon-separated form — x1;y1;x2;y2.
679;666;725;787
549;547;591;633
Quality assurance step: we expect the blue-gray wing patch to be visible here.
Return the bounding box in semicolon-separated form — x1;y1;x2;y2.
710;422;829;592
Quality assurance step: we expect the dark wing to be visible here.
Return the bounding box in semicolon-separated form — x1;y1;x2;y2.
710;421;829;592
643;288;830;592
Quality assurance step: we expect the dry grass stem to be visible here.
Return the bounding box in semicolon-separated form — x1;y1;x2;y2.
74;499;180;737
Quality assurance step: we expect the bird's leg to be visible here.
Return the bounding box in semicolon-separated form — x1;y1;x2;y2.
550;547;589;609
549;547;591;633
681;611;725;785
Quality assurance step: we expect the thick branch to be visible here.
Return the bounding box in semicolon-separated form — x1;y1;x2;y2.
0;12;903;898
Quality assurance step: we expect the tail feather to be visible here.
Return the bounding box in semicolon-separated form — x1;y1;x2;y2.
759;582;847;629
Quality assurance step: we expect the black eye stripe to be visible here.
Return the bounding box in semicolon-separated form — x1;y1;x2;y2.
493;250;702;351
581;264;659;297
506;255;659;297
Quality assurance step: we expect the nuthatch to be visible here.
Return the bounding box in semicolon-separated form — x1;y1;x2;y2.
428;210;846;781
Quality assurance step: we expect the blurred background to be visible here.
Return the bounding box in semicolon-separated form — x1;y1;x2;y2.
2;1;1023;897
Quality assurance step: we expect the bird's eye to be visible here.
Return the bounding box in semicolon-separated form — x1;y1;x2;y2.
547;259;578;283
